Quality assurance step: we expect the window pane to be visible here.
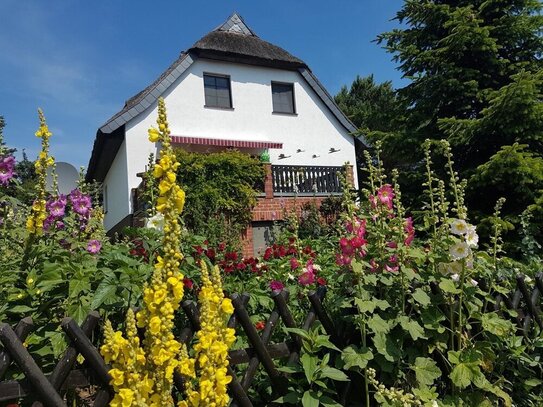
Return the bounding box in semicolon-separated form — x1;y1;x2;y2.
204;74;232;108
272;83;294;113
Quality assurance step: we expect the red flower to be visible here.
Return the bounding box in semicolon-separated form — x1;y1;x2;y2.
290;257;300;270
236;262;246;271
193;245;204;256
183;278;194;289
218;242;226;252
225;251;238;262
255;321;266;330
298;271;315;286
303;245;313;254
263;247;273;261
317;277;327;286
205;248;216;261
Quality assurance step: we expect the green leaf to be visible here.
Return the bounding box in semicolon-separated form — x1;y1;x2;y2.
367;314;392;334
481;312;513;337
373;332;401;362
398;316;426;340
320;366;349;381
69;278;90;298
314;336;340;352
449;363;475;389
301;353;318;383
274;391;299;404
342;345;373;370
7;305;34;314
412;288;431;306
320;395;342;407
439;278;461;294
90;280;117;310
284;327;311;341
302;390;320;407
351;260;363;275
411;357;441;387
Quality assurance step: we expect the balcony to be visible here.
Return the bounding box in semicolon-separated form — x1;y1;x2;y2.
269;164;344;196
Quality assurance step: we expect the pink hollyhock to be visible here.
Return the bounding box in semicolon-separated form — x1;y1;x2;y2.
351;236;366;249
385;264;399;273
47;195;67;218
270;280;284;291
387;241;398;249
369;195;377;209
377;184;395;209
336;254;352;266
298;271;315;286
339;237;355;256
263;247;273;261
290;257;300;270
305;259;315;274
86;239;101;254
0;155;16;185
404;217;415;246
370;259;379;273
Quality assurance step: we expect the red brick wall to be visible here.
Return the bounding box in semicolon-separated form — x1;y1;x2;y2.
240;163;354;258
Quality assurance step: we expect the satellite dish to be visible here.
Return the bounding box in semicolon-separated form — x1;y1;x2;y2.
45;162;79;195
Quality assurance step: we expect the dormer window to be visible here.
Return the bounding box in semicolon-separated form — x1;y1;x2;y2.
272;82;296;114
204;74;233;109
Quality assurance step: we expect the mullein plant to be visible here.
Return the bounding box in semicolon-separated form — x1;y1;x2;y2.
101;98;234;407
26;109;54;235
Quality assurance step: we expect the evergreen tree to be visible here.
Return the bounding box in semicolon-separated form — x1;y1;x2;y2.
371;0;543;252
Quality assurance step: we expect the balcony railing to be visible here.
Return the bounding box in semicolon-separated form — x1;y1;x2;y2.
271;165;343;195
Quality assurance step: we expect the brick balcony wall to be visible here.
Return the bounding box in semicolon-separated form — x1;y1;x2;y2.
241;163;353;257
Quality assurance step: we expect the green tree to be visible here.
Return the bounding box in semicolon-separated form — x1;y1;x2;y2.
372;0;543;252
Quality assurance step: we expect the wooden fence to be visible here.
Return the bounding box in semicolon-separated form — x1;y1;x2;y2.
0;273;542;407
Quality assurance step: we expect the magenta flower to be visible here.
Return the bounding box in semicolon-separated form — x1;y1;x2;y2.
377;184;395;209
298;271;315;286
0;155;16;185
86;239;102;254
270;280;284;291
47;195;67;218
290;257;300;270
336;253;352;267
404;217;415;246
70;189;92;217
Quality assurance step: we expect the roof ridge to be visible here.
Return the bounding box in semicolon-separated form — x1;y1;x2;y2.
215;12;256;36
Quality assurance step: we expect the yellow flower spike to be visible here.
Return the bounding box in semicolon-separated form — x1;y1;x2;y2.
27;109;54;236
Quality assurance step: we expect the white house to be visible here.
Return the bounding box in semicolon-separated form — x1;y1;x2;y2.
86;13;364;242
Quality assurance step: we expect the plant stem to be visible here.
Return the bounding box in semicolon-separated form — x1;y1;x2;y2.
457;260;466;350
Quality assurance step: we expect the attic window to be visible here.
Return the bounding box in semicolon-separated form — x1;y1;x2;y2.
204;74;232;109
272;82;296;114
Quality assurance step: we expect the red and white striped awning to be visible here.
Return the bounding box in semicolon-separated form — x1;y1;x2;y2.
171;135;282;149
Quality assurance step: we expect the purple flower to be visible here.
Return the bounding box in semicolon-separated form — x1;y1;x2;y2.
69;189;92;217
46;195;67;218
86;239;101;254
270;280;284;291
0;155;16;185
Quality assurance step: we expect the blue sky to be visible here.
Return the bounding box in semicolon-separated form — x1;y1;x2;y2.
0;0;405;168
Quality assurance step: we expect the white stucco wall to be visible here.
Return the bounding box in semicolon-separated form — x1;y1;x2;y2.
112;59;356;225
103;140;130;230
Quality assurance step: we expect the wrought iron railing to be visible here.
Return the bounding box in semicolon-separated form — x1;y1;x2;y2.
271;165;343;195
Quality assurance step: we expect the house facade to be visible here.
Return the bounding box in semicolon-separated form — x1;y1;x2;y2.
86;13;364;254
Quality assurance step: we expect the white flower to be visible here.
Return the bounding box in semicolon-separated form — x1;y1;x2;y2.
450;241;470;260
469;279;478;287
432;401;439;407
313;264;322;271
287;273;295;281
146;213;164;232
450;219;469;235
465;226;479;248
451;273;460;282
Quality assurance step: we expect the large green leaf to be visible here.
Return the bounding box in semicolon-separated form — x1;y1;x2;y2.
412;288;431;306
320;366;349;382
398;316;426;340
412;357;441;387
450;362;480;389
342;345;374;370
368;314;392;334
439;278;461;294
69;278;90;299
301;353;318;384
481;312;513;337
302;390;320;407
90;282;117;310
373;332;401;362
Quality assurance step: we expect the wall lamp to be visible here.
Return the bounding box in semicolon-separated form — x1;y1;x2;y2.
278;153;291;159
329;147;341;153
